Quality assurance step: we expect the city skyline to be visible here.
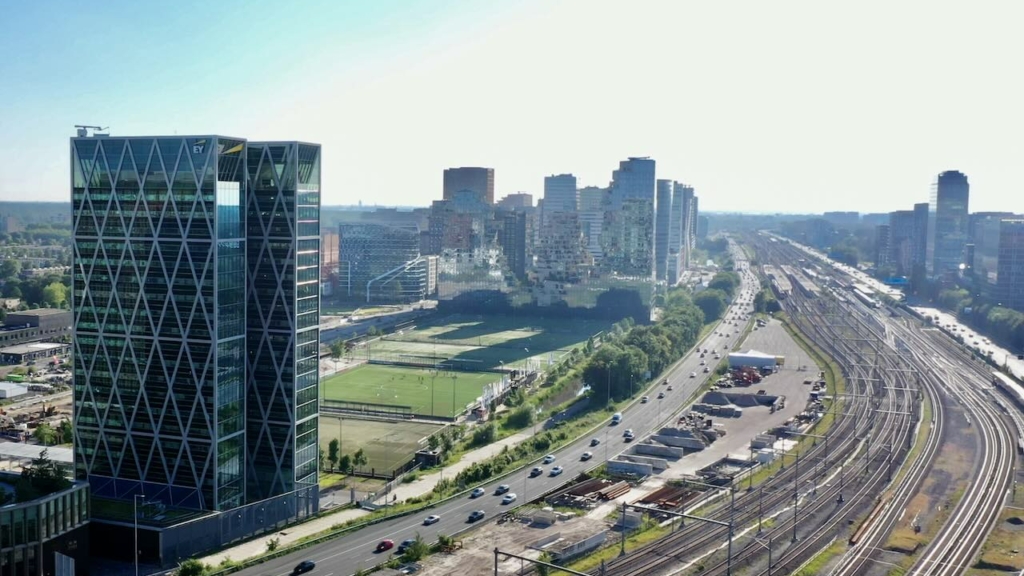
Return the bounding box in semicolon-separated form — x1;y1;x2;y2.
2;0;1024;213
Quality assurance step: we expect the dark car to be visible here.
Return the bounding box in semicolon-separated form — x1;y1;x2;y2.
396;538;417;553
292;560;316;575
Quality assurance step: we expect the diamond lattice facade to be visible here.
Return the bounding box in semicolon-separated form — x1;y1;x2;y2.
71;135;320;527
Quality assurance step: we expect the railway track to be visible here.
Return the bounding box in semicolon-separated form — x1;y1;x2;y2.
759;234;1018;576
593;240;921;576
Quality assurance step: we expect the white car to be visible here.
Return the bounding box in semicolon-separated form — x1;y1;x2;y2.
470;487;486;498
690;372;697;378
641;395;649;403
423;514;441;525
550;466;564;476
581;451;593;461
542;454;556;464
502;493;518;504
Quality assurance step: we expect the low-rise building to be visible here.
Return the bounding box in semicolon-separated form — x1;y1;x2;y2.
0;343;70;365
0;469;90;575
0;309;72;348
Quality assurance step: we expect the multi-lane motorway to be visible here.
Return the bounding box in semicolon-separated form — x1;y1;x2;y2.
234;257;760;576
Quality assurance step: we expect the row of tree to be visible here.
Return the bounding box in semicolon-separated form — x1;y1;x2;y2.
322;441;368;474
583;286;708;404
939;288;1024;353
692;271;741;323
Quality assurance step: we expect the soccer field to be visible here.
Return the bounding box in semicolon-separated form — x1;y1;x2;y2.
320;416;441;475
368;314;612;370
322;363;500;418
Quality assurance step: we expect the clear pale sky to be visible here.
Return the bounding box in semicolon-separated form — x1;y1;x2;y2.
1;0;1022;214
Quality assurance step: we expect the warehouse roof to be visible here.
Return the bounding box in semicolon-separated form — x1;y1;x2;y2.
0;442;73;464
0;342;67;355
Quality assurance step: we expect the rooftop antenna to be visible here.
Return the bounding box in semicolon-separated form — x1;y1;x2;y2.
74;125;109;137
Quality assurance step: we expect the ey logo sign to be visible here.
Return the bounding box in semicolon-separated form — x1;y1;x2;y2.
192;139;207;154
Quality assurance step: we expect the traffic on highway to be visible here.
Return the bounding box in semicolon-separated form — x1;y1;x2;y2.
235;257;760;576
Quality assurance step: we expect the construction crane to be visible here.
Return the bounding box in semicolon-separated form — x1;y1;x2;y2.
74;125;108;137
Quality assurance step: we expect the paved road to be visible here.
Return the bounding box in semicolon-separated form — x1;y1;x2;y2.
235;261;759;576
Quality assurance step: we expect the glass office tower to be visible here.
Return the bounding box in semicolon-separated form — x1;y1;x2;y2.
245;142;321;500
72;135;248;511
72;136;321;560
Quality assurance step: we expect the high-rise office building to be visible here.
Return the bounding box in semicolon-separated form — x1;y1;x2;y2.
245;141;322;500
926;170;970;278
609;157;656;207
443;167;495;204
655;180;673;281
968;212;1017;287
542;174;578;225
875;224;891;270
912;202;929;269
496;192;533;209
603;158;656;277
71;134;320;562
997;219;1024;312
578;186;608;212
888;210;917;276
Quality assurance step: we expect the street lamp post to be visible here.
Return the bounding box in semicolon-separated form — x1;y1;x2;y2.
134;494;145;576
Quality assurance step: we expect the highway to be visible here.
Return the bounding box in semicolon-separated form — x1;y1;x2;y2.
232;254;761;576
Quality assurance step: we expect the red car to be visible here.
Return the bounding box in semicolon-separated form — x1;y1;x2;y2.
376;539;394;553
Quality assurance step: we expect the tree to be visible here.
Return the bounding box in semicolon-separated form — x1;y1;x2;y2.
176;559;210;576
42;282;68;307
32;423;56;446
0;259;21;279
15;449;71;502
329;340;344;364
693;289;728;322
55;420;73;445
328;438;340;472
338;454;352;474
353;448;368;470
471;423;497;446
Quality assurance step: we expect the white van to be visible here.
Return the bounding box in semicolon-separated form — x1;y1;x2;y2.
611;412;623;425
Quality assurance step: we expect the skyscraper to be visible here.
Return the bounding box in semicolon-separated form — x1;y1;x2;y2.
71;134;320;561
542;174;578;225
655;180;673;281
443;167;495;204
926;170;970;278
997;219;1024;312
609;157;656;207
603;158;656;277
245;141;322;500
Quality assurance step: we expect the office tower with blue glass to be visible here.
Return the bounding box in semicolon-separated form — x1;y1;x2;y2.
71;133;320;564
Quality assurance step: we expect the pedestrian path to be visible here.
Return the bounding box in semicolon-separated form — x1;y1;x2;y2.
199;432;530;567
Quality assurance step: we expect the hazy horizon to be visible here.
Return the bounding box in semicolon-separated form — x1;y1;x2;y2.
2;0;1023;214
